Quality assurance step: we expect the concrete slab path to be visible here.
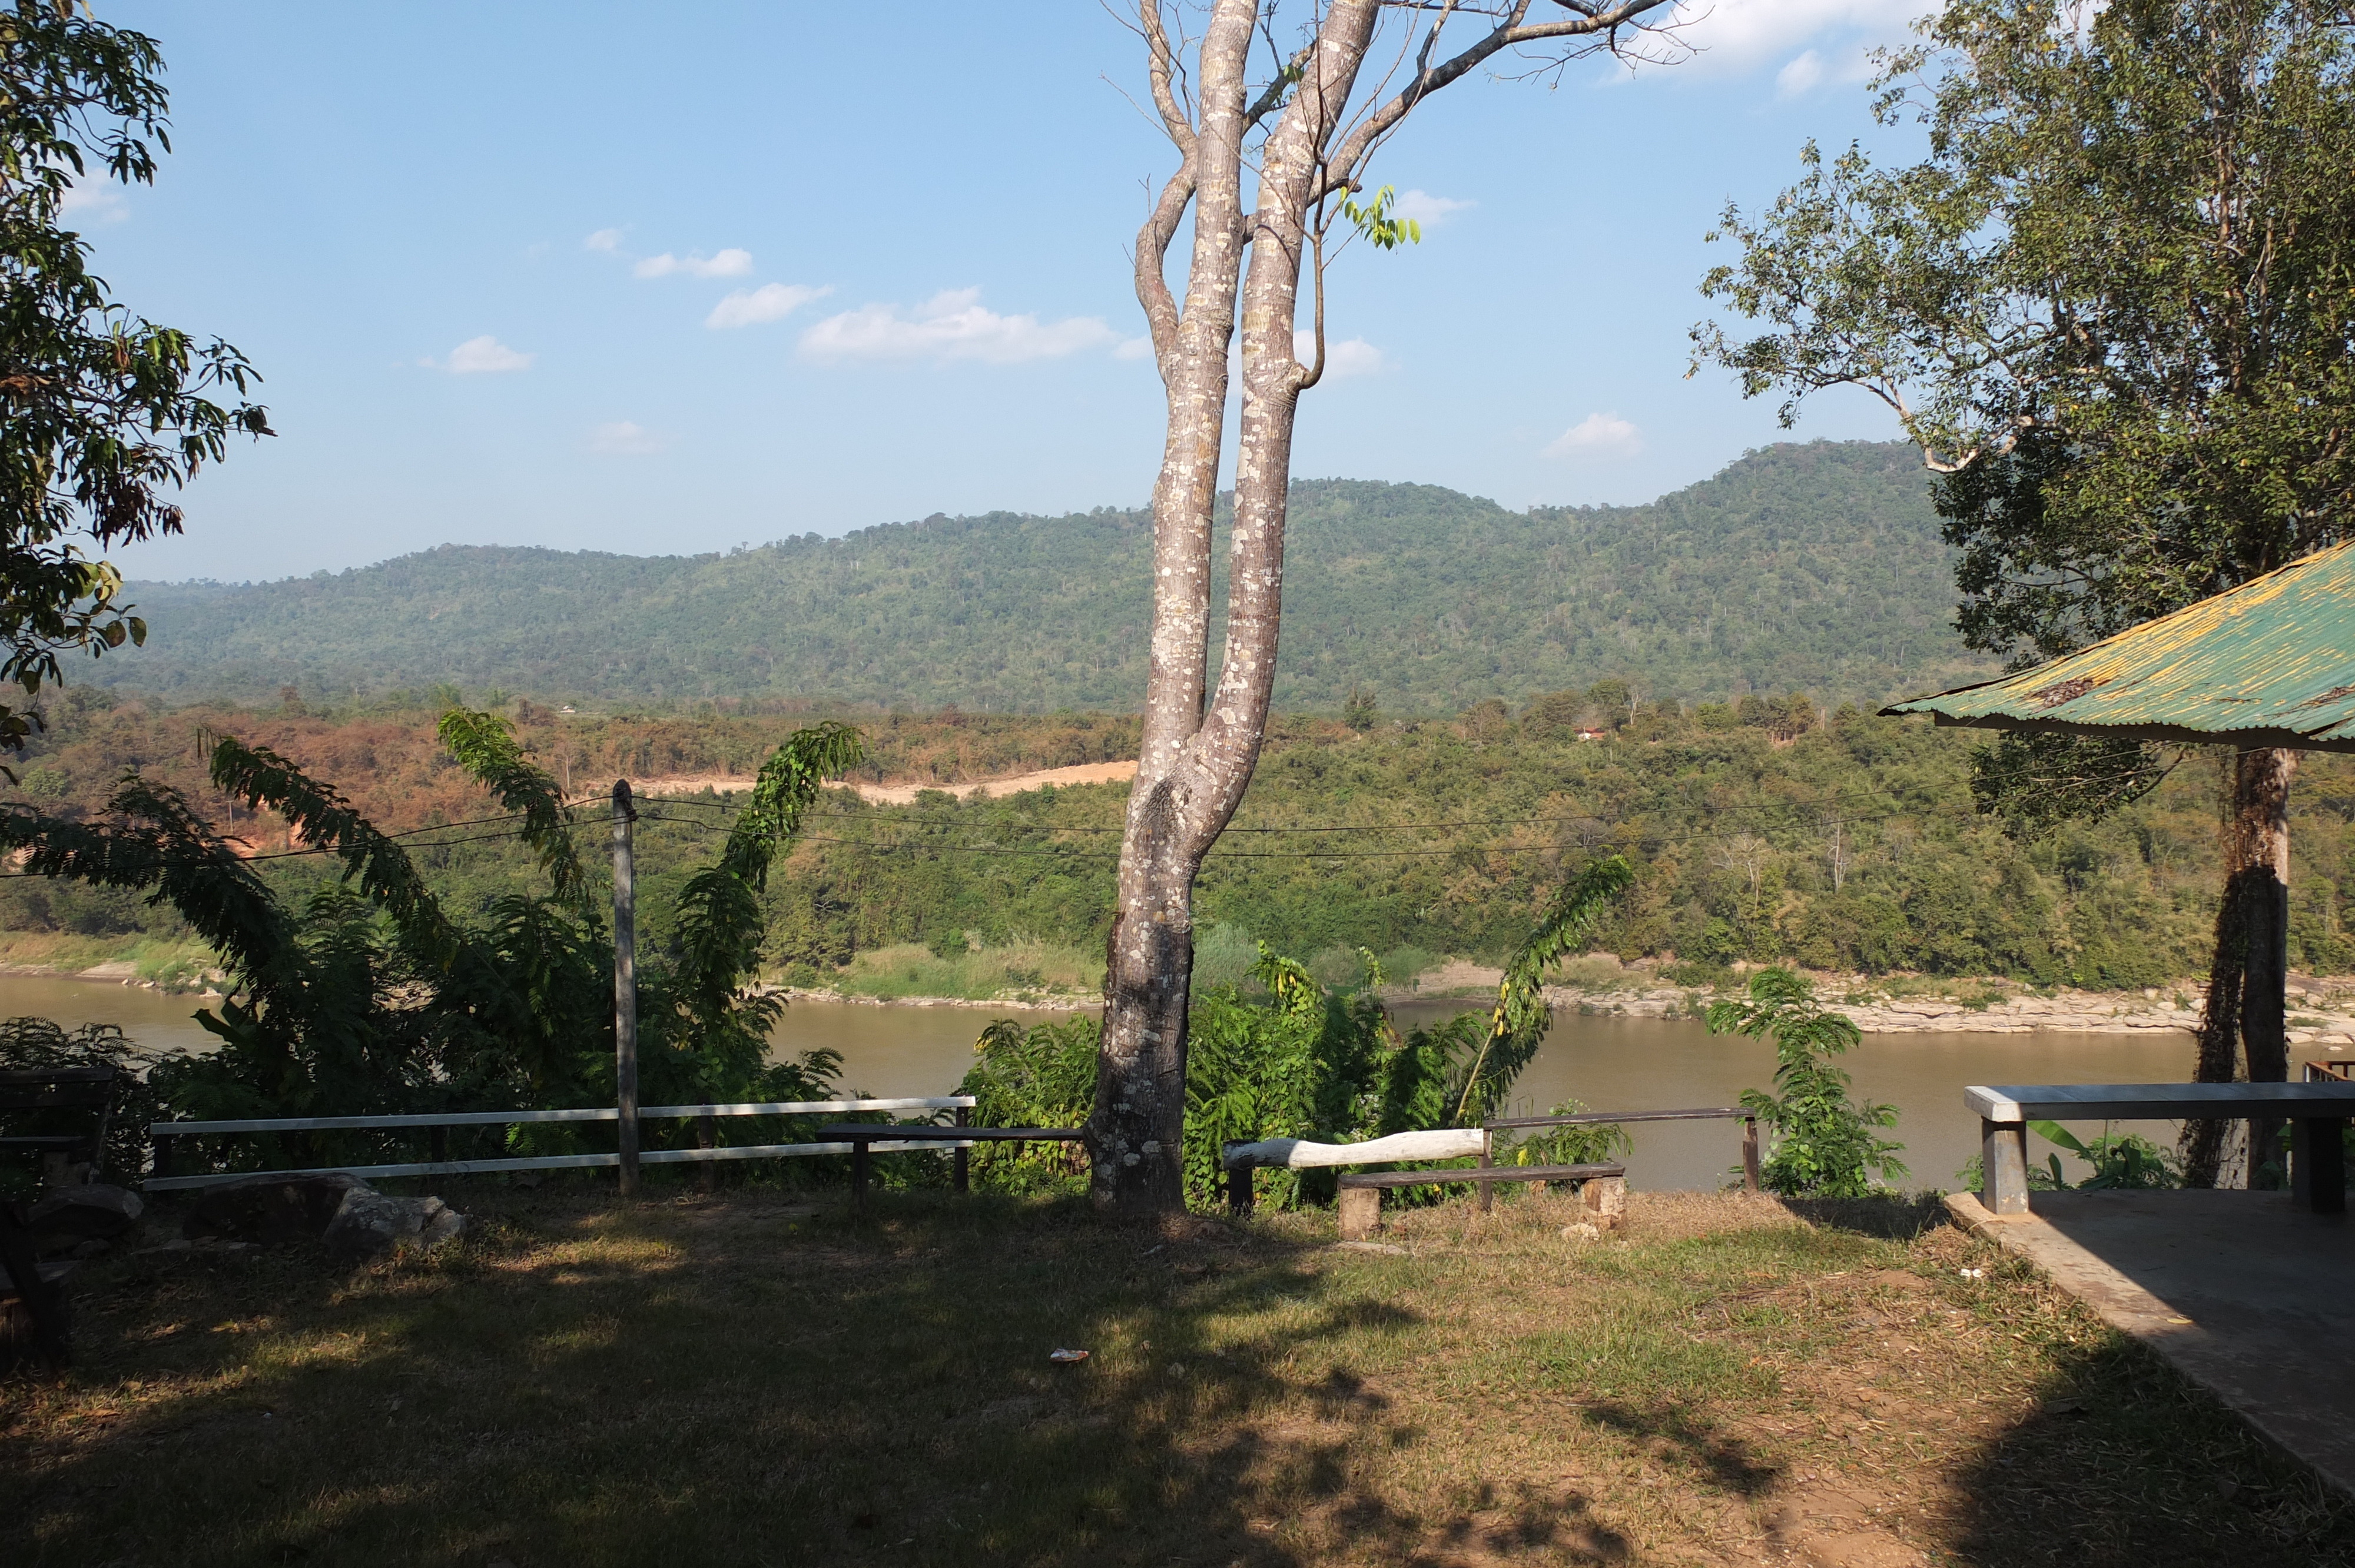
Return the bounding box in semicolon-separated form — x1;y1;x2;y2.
1946;1187;2355;1495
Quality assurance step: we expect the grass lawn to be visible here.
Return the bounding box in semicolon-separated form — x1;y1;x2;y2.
5;1185;2349;1566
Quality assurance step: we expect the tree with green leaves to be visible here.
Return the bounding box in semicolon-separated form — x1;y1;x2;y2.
1709;968;1905;1197
1095;0;1681;1212
0;3;269;762
1691;0;2355;1184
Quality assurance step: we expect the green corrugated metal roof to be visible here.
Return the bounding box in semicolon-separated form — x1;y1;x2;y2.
1882;540;2355;753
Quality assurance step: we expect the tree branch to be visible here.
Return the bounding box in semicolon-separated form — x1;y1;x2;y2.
1317;0;1673;200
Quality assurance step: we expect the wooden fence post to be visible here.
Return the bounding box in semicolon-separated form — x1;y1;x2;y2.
1477;1128;1494;1214
953;1105;969;1195
1742;1116;1761;1192
612;781;640;1197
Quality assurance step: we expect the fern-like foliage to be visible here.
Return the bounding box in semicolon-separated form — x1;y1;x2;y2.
436;706;589;911
0;772;288;985
201;730;467;975
648;721;865;1098
1453;855;1636;1124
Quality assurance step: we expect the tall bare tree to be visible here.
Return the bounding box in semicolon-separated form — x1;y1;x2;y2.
1090;0;1676;1212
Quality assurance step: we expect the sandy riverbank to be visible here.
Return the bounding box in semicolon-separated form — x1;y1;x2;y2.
1394;958;2355;1047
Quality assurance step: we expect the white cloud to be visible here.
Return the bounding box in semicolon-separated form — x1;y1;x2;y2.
1394;190;1474;227
635;247;755;280
1114;335;1155;362
800;288;1118;364
705;282;831;330
1668;0;1931;75
427;335;533;374
589;420;663;455
58;178;127;225
583;228;624;252
1545;411;1643;459
1293;330;1388;378
1776;49;1827;97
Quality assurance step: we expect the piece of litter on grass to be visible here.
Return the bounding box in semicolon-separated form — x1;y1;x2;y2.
1049;1348;1090;1364
1334;1240;1407;1255
1958;1267;1985;1279
1139;1244;1166;1257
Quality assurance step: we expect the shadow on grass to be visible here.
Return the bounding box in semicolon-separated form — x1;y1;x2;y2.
1945;1328;2355;1567
3;1188;1632;1567
1779;1191;1946;1240
1576;1399;1780;1500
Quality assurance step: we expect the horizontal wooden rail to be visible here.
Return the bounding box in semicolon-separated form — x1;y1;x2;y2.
139;1097;981;1193
1335;1161;1624;1191
141;1138;971;1192
1484;1106;1747;1130
148;1096;974;1138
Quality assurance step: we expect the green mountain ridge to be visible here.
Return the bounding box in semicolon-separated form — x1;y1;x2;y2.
111;440;1992;712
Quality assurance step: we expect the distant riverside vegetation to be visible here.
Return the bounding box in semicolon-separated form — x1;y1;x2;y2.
8;696;2352;992
110;441;1991;714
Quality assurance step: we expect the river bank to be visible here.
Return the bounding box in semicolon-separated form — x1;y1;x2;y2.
14;925;2355;1052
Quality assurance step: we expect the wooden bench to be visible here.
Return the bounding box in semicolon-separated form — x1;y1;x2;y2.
1966;1081;2355;1215
0;1065;121;1191
1220;1128;1638;1237
1334;1161;1628;1240
817;1122;1086;1207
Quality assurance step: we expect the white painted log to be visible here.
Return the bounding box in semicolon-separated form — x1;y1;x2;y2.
1221;1128;1486;1170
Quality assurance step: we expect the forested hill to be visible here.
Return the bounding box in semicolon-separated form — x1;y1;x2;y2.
113;440;1991;713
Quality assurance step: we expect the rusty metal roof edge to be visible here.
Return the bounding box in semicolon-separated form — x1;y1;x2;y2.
1920;710;2355;755
1881;540;2355;735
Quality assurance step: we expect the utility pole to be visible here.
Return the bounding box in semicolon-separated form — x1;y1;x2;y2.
612;779;639;1196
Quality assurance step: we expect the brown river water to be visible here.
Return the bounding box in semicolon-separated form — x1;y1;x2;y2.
1;979;2194;1193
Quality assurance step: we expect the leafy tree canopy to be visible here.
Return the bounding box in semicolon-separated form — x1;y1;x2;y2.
0;1;269;759
1699;0;2355;659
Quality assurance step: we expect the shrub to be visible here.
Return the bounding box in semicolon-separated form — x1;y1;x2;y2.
1708;967;1906;1197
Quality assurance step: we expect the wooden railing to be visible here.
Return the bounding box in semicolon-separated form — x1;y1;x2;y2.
143;1097;977;1191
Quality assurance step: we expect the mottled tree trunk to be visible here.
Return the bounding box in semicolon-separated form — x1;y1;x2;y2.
1089;0;1380;1211
1088;0;1672;1211
2182;747;2297;1188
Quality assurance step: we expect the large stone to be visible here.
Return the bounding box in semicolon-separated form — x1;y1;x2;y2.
320;1188;466;1261
183;1172;372;1245
29;1183;143;1251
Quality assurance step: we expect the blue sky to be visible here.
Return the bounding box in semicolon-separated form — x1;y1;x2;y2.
89;1;1935;583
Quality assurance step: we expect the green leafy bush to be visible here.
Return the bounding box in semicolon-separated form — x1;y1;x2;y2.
2028;1121;2181;1190
1709;967;1906;1197
1494;1100;1632;1169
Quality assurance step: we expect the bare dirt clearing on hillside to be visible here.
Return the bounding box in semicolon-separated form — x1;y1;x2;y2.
596;758;1138;807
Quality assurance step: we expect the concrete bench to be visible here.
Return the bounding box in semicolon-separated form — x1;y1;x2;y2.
1334;1162;1627;1240
1221;1129;1630;1238
1966;1082;2355;1215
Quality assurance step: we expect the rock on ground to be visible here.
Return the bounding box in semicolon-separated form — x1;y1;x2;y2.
29;1183;143;1252
321;1188;465;1260
183;1172;464;1258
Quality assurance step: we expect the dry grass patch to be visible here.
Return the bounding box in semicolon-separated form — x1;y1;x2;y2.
3;1185;2349;1566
